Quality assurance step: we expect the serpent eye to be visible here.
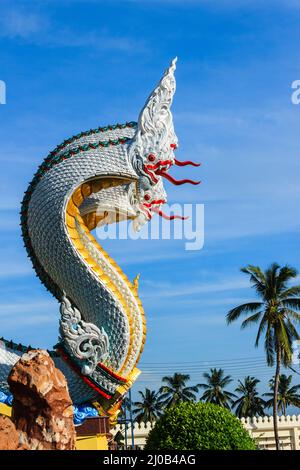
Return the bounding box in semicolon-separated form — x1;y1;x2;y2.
147;154;156;162
170;143;177;149
144;194;151;201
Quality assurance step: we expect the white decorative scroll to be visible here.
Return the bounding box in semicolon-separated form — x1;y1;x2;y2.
59;294;109;376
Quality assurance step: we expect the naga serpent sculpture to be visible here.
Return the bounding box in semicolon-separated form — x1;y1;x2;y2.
0;59;200;420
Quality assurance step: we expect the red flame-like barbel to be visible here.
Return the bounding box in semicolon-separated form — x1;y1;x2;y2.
151;206;188;220
156;169;201;186
174;159;201;167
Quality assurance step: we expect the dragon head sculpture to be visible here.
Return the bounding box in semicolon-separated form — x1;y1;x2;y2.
81;57;200;233
129;57;201;231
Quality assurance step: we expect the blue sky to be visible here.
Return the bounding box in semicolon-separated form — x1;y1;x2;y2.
1;0;300;405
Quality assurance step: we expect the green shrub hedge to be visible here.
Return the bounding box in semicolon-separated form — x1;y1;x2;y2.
145;402;256;450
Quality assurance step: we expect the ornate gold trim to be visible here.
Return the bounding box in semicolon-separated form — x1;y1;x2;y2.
65;178;146;392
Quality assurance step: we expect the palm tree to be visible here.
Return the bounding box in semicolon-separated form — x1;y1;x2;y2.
159;373;199;408
198;368;236;409
233;376;266;418
264;374;300;416
118;396;131;421
133;388;163;424
226;263;300;450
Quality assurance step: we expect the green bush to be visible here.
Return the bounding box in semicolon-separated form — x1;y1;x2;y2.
145;402;256;450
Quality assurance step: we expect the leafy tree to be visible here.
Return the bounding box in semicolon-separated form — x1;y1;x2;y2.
133;388;163;424
198;368;236;409
264;374;300;416
227;263;300;450
145;402;256;450
159;373;198;408
233;376;266;418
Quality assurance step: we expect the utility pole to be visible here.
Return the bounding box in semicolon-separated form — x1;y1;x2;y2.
129;388;135;449
124;402;128;450
118;393;134;450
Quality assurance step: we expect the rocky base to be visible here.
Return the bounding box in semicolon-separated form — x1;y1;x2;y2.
0;349;75;450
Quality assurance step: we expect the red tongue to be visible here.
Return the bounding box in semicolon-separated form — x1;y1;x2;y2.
151;206;188;220
174;159;201;167
156;170;201;186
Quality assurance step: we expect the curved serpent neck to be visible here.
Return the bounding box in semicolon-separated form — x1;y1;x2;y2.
23;124;145;379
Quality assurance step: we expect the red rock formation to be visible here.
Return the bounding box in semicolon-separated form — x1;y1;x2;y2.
0;349;75;450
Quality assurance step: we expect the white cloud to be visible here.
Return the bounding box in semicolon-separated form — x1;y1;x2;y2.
0;9;45;39
0;243;33;278
0;263;32;278
150;312;226;326
42;28;146;52
141;277;249;299
0;298;58;328
157;296;251;307
0;5;145;52
117;249;187;266
1;314;57;328
0;300;57;317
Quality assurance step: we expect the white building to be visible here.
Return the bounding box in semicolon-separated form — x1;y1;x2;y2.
114;415;300;450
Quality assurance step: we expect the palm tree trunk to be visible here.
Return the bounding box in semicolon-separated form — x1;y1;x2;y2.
273;347;281;451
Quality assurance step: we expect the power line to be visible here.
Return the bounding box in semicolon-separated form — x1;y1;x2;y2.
140;362;268;371
136;371;298;384
140;355;267;365
140;360;269;371
135;357;300;387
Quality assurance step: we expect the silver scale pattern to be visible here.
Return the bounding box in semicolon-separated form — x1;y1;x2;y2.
55;126;136;159
75;219;144;377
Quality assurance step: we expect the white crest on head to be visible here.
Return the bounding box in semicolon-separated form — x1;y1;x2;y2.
129;57;178;167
